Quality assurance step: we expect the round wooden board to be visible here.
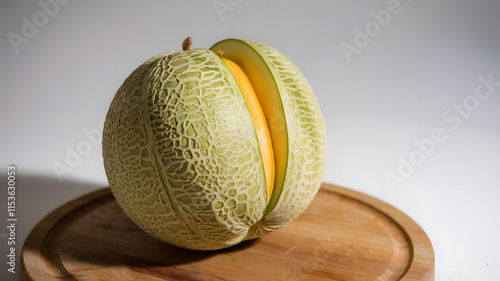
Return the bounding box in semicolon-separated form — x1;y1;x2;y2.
21;183;434;281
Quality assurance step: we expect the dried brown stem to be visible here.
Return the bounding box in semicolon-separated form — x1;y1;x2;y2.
182;37;192;51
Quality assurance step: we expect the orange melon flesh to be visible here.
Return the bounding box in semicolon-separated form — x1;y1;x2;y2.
222;58;275;204
211;40;288;216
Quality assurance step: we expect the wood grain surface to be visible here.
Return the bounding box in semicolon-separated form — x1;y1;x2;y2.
21;183;434;280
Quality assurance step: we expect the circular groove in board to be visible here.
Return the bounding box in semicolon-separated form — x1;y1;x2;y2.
21;183;434;280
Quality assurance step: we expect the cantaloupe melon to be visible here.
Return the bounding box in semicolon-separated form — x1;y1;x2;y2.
102;38;327;250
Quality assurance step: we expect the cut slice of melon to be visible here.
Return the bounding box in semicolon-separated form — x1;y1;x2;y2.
221;58;275;204
211;39;288;216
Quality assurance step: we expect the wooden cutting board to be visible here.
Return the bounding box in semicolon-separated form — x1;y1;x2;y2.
21;183;434;280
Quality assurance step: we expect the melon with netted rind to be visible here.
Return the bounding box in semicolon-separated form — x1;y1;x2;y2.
102;38;326;250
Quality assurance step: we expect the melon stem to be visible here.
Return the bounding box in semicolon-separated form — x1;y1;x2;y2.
182;37;192;51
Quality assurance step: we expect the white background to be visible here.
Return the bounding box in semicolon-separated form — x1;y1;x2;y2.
1;0;499;280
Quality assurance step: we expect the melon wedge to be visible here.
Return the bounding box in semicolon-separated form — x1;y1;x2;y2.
211;40;288;216
211;39;326;222
220;58;275;205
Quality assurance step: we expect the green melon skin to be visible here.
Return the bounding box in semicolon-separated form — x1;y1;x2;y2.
102;40;327;251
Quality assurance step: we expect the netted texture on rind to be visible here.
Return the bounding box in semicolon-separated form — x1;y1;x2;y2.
103;49;267;250
245;40;327;239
